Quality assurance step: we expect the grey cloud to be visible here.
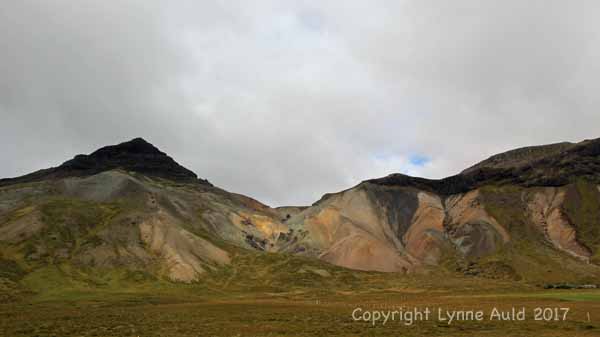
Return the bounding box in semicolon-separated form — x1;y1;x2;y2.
2;1;600;206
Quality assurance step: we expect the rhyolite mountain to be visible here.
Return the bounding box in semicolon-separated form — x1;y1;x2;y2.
1;137;600;287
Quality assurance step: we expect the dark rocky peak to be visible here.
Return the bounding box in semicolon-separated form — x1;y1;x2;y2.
461;141;574;174
366;137;600;195
90;137;165;157
0;138;212;186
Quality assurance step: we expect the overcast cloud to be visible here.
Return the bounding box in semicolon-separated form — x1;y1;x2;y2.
1;1;600;206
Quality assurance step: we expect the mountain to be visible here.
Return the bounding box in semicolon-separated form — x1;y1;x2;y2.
1;137;600;293
0;138;211;186
0;138;287;284
283;138;600;281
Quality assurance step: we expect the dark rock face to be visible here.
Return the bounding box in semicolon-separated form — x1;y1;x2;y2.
367;138;600;195
362;184;419;242
365;169;520;195
60;138;202;182
0;138;211;186
461;141;574;174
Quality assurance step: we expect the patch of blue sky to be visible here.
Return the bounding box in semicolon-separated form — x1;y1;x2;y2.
409;154;430;167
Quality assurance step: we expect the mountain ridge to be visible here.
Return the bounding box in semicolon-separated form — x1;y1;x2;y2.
3;136;600;202
365;137;600;195
1;136;600;287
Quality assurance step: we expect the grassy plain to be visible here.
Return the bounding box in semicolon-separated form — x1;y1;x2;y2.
2;250;600;337
2;286;600;336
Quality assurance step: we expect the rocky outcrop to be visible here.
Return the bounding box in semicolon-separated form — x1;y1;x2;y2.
402;192;445;265
285;183;515;272
287;187;413;272
139;212;230;282
445;190;510;258
527;187;591;261
0;138;212;186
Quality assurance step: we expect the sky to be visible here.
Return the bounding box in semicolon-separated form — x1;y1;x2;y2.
1;1;600;206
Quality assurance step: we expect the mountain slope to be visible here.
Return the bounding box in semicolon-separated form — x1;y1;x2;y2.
0;139;292;284
281;138;600;281
1;137;600;292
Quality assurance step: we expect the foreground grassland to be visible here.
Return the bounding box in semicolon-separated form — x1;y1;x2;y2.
2;261;600;337
2;288;600;336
